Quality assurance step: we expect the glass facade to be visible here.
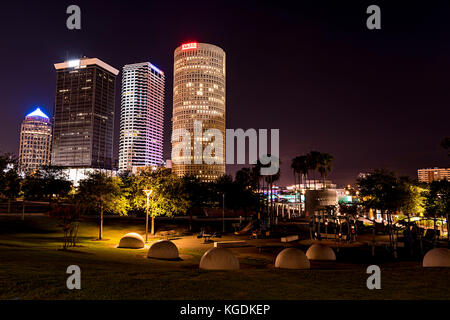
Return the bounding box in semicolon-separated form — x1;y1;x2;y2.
51;58;118;170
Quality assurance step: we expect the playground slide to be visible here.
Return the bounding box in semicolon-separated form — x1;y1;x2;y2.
235;221;252;235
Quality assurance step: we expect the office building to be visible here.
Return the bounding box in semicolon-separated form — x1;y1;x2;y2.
119;62;165;172
171;42;226;182
51;57;119;170
418;167;450;183
18;107;52;173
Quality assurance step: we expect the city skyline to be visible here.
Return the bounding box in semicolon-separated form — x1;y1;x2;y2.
1;1;449;186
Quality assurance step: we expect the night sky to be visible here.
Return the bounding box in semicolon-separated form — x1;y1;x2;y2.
1;0;449;186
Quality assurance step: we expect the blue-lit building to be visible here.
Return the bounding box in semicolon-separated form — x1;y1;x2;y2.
18;108;52;173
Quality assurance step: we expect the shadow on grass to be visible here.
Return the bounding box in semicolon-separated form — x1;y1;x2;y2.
56;248;93;255
0;219;58;235
147;256;184;261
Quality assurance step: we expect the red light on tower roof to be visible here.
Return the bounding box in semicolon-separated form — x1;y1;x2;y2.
181;42;198;51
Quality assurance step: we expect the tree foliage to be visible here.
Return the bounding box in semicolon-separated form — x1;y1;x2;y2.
0;153;21;200
21;166;72;201
75;171;128;215
127;167;189;217
357;169;425;216
424;179;450;219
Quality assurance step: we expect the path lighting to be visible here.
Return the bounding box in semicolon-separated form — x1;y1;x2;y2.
143;189;153;243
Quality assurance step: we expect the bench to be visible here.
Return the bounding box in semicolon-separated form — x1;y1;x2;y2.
256;244;286;253
281;235;299;243
316;233;349;241
197;232;221;243
159;230;177;240
214;240;247;248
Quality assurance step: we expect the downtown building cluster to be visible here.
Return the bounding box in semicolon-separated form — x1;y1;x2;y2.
18;42;226;183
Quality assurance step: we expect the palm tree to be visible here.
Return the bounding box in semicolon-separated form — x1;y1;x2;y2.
308;151;321;189
263;155;281;220
291;156;301;201
264;168;280;221
252;160;264;213
317;153;334;189
297;155;309;190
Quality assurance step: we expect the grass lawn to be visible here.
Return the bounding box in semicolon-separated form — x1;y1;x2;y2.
0;215;449;300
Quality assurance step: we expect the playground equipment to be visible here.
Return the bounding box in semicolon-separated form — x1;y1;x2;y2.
234;221;252;235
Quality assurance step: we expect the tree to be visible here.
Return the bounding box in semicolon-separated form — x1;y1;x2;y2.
21;166;72;201
291;156;307;199
235;167;258;191
424;179;450;240
0;153;21;212
76;171;128;240
397;177;426;220
128;168;189;235
262;155;281;220
308;151;321;189
357;169;402;255
49;204;81;249
251;160;265;213
297;155;309;189
317;153;333;189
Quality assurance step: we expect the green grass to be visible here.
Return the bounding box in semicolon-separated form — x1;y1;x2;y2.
0;216;449;300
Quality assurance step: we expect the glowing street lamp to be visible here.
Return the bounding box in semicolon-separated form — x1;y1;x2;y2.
143;189;153;243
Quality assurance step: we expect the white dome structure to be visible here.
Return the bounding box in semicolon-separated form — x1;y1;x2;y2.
147;240;179;260
275;248;310;269
306;243;336;261
199;247;240;270
118;233;145;249
423;248;450;267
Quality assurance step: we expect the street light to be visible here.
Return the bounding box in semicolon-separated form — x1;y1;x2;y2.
143;189;153;243
222;193;225;233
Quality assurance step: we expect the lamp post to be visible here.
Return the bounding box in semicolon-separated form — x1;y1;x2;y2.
143;189;153;243
222;193;225;233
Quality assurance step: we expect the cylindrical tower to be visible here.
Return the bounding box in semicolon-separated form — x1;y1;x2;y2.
172;42;226;182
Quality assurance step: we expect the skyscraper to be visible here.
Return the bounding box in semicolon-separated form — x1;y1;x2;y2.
51;57;119;170
171;42;226;182
18;107;52;173
119;62;165;172
418;167;450;183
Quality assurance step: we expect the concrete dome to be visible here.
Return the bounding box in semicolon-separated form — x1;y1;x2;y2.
306;243;336;261
199;247;240;270
118;232;145;249
423;248;450;267
147;240;179;260
275;248;310;269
